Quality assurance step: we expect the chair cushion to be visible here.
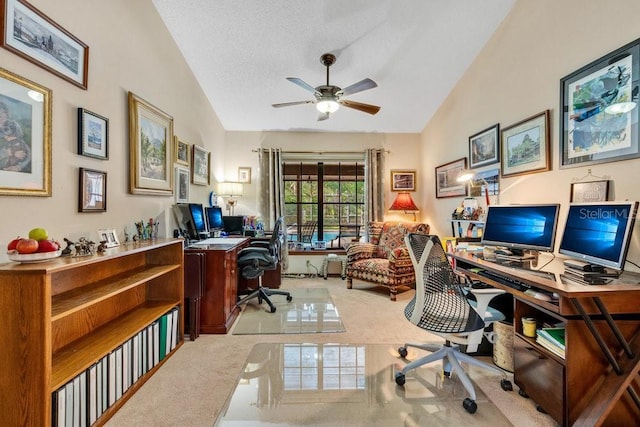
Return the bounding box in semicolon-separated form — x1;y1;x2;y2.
378;222;429;258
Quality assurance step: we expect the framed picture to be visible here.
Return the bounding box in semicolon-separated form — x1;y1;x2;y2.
191;144;210;185
469;124;499;168
390;170;416;191
560;38;640;168
570;180;610;203
174;136;189;166
469;168;500;197
0;67;51;196
175;166;189;203
1;0;89;89
238;166;251;184
97;228;119;248
77;108;108;160
78;167;106;212
128;91;174;195
435;158;468;198
501;110;551;177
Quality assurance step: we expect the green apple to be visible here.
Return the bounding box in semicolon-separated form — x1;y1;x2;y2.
28;227;49;241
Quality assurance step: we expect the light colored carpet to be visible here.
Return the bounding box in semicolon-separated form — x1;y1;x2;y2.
232;287;346;334
106;277;559;427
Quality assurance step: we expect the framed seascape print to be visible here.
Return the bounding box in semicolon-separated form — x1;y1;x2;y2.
191;144;210;185
79;167;106;212
469;124;499;168
97;228;119;248
0;67;51;196
435;157;468;198
77;108;108;160
570;180;610;203
175;166;189;203
128;91;174;195
174;136;189;166
1;0;89;89
501;110;551;178
390;170;416;191
238;166;251;184
560;38;640;169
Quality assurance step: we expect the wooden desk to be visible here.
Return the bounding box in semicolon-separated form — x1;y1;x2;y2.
452;251;640;426
185;238;250;334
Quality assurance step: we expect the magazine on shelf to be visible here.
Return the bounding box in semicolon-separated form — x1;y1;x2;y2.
538;327;565;350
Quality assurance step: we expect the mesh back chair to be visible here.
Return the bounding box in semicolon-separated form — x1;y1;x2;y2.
300;221;317;243
236;217;292;313
395;233;512;414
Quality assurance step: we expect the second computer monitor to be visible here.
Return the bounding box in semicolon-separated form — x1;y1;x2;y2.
205;206;224;230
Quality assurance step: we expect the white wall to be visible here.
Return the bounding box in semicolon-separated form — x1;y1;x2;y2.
421;0;640;271
0;0;225;263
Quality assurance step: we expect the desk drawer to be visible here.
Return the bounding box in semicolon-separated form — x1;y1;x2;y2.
514;336;564;424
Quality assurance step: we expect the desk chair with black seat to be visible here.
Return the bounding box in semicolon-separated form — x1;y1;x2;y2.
395;233;512;414
236;217;292;313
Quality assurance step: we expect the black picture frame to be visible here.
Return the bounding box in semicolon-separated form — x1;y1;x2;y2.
435;157;468;199
469;124;499;169
78;108;108;160
560;38;640;168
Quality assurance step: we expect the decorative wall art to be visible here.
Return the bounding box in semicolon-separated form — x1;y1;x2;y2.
79;167;106;212
570;180;610;202
175;166;189;203
501;110;551;177
469;124;499;168
1;0;89;89
435;158;468;198
191;144;210;185
0;67;51;196
560;38;640;168
390;169;416;191
77;108;108;160
174;136;189;166
128;91;174;195
238;166;251;184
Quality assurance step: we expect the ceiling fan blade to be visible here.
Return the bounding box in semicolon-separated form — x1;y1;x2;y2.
272;100;314;108
340;100;380;115
317;112;330;121
286;77;320;95
338;78;377;97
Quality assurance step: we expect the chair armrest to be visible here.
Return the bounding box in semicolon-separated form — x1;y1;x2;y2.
346;242;377;262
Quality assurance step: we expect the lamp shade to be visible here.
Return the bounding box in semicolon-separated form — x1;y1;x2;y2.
389;192;419;212
218;182;243;197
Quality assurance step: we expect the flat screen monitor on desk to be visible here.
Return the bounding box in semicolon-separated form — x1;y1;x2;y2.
481;204;560;258
223;215;245;236
205;206;224;231
174;203;209;240
559;201;638;271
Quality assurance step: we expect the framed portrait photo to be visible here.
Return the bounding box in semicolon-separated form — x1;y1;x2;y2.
97;228;119;248
560;38;640;168
238;166;251;184
128;91;174;195
570;180;610;203
1;0;89;89
390;170;416;191
175;166;189;203
79;167;106;213
77;108;108;160
469;124;499;168
435;157;468;198
0;67;51;196
191;144;210;185
501;110;551;178
174;136;189;166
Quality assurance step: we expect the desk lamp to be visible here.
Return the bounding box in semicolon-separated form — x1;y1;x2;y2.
389;192;419;221
457;170;496;205
218;182;243;215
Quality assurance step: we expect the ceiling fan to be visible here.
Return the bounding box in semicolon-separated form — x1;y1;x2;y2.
272;53;380;121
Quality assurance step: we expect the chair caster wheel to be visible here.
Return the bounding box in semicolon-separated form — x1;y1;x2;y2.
443;370;451;378
536;404;547;414
519;389;529;398
500;379;513;391
463;398;477;414
287;295;293;302
397;346;408;358
394;372;406;386
269;306;276;313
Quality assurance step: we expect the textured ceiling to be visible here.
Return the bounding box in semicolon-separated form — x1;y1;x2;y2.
152;0;515;133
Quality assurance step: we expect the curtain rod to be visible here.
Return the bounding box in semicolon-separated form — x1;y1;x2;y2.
251;149;389;154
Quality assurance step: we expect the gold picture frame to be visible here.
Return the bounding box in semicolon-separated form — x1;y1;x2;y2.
174;135;189;166
191;144;210;185
78;167;106;212
390;170;416;191
128;91;174;195
0;67;52;196
238;166;251;184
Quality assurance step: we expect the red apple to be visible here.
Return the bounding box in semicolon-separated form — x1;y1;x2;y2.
6;237;21;251
16;238;39;254
37;239;60;253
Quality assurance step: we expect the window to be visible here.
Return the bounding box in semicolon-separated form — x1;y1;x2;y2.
284;162;364;243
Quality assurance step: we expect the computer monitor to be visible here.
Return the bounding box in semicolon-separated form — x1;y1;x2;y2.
188;203;208;237
205;206;224;230
223;215;245;235
559;201;638;270
173;203;208;240
481;204;561;255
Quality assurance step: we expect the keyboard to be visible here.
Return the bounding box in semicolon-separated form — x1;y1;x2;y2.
476;269;530;291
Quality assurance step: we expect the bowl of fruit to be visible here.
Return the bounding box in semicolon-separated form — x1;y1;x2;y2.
6;228;62;263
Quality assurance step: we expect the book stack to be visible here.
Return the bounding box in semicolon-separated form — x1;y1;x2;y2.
536;327;565;359
52;306;180;427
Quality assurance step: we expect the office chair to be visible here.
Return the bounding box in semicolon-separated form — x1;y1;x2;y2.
300;220;317;243
236;217;293;313
395;233;512;414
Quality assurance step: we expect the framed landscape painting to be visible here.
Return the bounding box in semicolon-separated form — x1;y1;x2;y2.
128;91;174;195
469;124;499;168
191;144;210;185
78;108;108;160
435;157;468;198
390;170;416;191
501;110;551;178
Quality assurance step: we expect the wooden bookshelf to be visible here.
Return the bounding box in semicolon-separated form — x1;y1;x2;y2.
0;239;184;426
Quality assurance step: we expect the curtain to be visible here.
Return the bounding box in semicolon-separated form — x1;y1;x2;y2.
258;148;288;270
365;148;386;240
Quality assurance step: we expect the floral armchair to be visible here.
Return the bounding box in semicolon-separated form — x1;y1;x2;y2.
345;221;429;301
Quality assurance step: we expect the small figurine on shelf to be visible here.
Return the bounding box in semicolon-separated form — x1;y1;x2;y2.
124;227;130;245
61;238;74;256
97;240;108;253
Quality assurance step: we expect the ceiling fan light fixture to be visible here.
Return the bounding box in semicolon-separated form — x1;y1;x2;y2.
316;99;340;114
